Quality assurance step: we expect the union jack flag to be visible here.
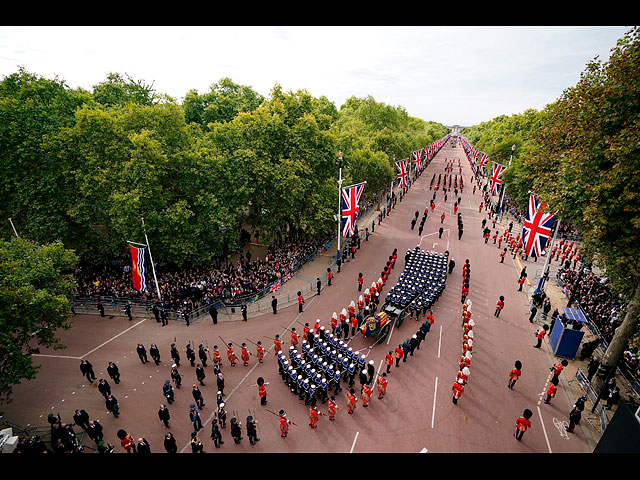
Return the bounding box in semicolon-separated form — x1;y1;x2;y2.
478;154;488;174
411;149;423;169
396;160;409;189
270;280;282;292
341;183;365;237
489;162;505;195
521;194;556;257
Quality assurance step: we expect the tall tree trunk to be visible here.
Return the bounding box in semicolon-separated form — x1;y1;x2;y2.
593;283;640;392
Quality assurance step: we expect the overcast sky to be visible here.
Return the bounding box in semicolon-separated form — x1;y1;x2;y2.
0;25;630;126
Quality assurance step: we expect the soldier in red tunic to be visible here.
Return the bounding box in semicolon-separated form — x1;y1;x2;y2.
514;409;533;441
227;343;237;366
377;372;388;399
452;379;464;404
279;410;291;438
241;343;250;366
508;360;522;389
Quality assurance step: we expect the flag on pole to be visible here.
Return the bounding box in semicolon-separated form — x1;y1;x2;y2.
411;149;423;169
478;154;488;175
521;194;556;257
129;244;147;291
489;162;505;195
395;160;409;189
341;183;365;237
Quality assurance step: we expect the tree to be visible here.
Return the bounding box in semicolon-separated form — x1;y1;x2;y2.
527;27;640;386
92;72;158;107
0;237;78;404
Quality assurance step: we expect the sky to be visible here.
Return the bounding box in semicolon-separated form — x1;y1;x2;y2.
0;25;631;126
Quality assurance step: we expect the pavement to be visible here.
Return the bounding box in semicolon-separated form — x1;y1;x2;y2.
1;141;609;454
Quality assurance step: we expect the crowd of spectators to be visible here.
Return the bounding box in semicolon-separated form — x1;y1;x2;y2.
73;235;331;312
556;266;639;380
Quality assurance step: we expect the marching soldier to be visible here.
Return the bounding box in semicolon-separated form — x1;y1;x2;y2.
328;396;339;421
217;402;227;428
186;344;196;367
347;388;358;414
171;364;182;389
385;351;394;373
452;379;464;404
279;410;291;438
246;416;260;445
290;328;299;348
241;343;250;366
170;343;181;367
227;343;237;366
230;417;243;443
256;341;265;363
211;418;224;448
257;377;268;405
274;335;282;355
377;372;388;399
514;409;533;441
508;360;522;389
198;344;208;367
212;345;222;365
163;379;175;404
361;383;372;407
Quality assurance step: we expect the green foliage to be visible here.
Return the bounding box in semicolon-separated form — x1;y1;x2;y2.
0;237;77;404
92;72;159;107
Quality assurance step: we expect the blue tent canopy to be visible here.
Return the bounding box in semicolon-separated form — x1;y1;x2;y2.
562;307;587;323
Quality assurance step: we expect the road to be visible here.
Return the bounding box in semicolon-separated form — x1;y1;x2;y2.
3;141;594;454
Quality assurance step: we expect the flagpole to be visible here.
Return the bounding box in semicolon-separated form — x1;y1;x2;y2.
337;151;343;258
140;217;162;302
534;214;559;294
8;218;19;238
498;145;516;221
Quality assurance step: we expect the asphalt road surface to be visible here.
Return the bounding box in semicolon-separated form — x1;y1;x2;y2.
3;142;593;454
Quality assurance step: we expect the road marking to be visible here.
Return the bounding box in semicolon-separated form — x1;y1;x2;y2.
536;405;553;453
438;325;442;358
82;319;147;358
431;376;438;428
350;431;359;453
420;447;429;453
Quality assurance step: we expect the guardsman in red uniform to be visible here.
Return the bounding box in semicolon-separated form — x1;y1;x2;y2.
303;323;310;341
309;402;320;428
377;372;388;399
350;314;358;338
357;272;364;291
514;409;533;441
348;301;356;318
544;379;558;404
328;396;339;421
273;335;282;355
347;388;357;414
241;343;250;366
256;341;264;363
279;410;291;437
327;268;333;286
454;203;459;214
212;346;222;365
534;324;549;348
494;296;505;317
500;248;507;263
452;379;464;404
120;431;136;453
478;203;483;213
550;360;568;384
441;212;446;223
257;377;267;405
370;282;377;298
357;295;365;313
376;276;383;292
361;383;372;407
508;360;522;389
498;235;503;249
227;343;237;366
363;288;371;305
518;276;526;291
331;312;338;335
290;328;299;349
385;351;394;373
394;345;404;367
